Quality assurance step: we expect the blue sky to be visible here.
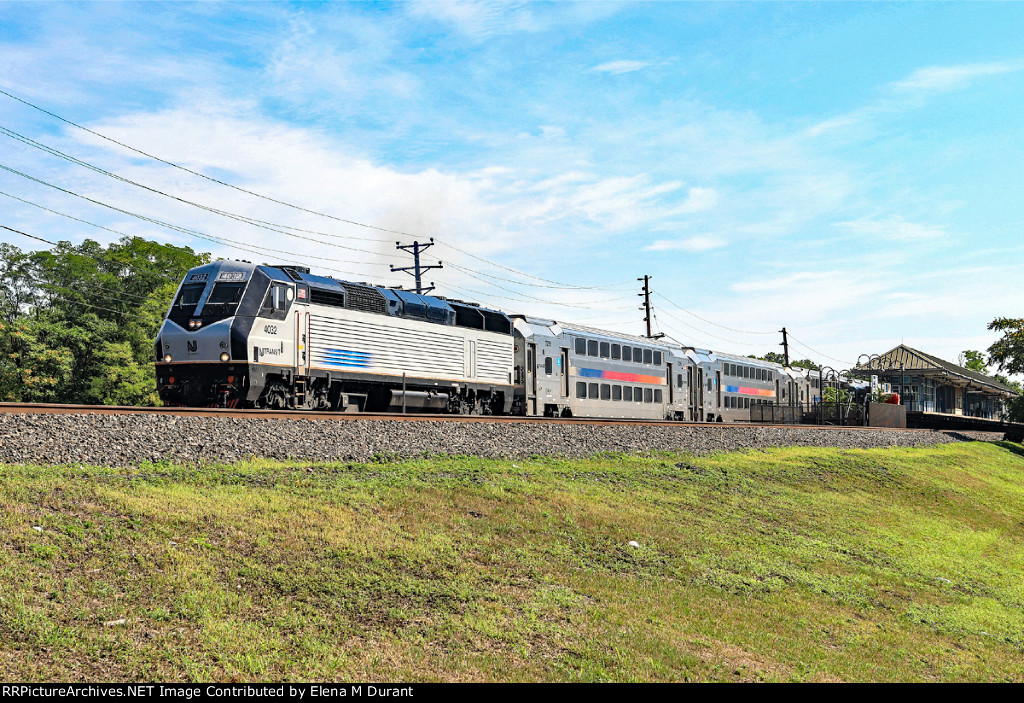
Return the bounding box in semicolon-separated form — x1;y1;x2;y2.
2;1;1024;371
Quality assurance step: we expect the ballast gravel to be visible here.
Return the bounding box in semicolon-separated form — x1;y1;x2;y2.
0;412;1002;467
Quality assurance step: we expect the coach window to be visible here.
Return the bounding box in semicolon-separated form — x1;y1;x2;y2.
643;349;653;365
767;372;773;383
589;383;599;399
545;357;553;375
576;382;586;398
744;366;750;379
588;340;599;357
613;385;622;401
624;386;633;402
622;346;632;362
612;344;621;360
654;389;663;403
644;388;653;403
634;386;643;401
677;374;683;388
575;338;586;355
633;347;643;363
653;351;662;366
600;342;610;358
601;384;611;400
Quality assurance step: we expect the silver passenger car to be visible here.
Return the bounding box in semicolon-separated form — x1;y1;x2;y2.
512;317;688;419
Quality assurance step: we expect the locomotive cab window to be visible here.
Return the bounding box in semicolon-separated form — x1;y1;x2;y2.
173;283;205;312
260;283;292;321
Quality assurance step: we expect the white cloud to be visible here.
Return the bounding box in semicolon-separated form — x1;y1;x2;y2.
590;60;651;75
834;217;948;241
643;235;726;252
891;61;1022;93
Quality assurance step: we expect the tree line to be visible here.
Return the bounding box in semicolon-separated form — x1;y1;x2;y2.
0;237;207;405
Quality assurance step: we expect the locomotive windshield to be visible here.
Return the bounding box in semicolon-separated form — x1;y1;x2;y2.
172;283;205;313
203;282;246;314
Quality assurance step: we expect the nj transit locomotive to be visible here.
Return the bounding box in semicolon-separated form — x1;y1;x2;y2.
155;260;818;421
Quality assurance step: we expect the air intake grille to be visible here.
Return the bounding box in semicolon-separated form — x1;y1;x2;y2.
340;284;387;314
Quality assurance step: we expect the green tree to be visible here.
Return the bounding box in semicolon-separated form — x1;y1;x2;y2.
0;319;74;402
961;350;988;373
0;237;207;405
987;318;1024;375
749;352;820;370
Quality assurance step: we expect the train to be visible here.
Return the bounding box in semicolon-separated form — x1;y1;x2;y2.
154;259;823;421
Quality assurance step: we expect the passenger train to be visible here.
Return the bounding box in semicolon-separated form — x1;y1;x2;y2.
155;259;821;421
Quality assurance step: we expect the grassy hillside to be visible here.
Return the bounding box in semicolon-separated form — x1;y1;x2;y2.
2;441;1024;682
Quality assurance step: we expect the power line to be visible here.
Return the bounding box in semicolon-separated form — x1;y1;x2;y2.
653;291;776;335
786;333;855;367
0;88;639;294
0;162;416;284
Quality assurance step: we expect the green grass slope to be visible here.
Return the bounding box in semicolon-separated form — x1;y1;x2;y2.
2;441;1024;682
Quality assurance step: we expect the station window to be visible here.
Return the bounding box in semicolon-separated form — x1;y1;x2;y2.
575;338;586;355
601;384;611;400
644;388;653;403
589;383;599;399
653;351;662;366
613;385;622;401
600;342;610;358
633;347;643;363
576;382;587;398
611;344;621;360
643;349;653;365
624;386;633;402
588;340;598;357
545;357;553;375
654;389;663;403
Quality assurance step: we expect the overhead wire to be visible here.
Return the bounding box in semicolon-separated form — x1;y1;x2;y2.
653;291;776;336
0;162;415;285
0;88;640;293
0;125;410;259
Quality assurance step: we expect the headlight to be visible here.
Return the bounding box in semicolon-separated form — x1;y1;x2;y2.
220;352;230;362
164;354;173;363
188;320;196;329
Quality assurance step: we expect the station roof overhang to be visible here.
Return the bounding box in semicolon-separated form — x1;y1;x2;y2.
853;345;1018;398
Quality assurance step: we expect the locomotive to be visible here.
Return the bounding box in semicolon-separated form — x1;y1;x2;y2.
155;259;818;421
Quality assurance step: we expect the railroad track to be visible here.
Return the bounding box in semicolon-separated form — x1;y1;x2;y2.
0;402;967;434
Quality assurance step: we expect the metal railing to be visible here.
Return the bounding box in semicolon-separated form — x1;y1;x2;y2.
749;402;866;426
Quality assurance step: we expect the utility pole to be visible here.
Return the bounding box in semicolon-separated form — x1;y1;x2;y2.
638;275;665;340
390;238;443;295
780;327;790;367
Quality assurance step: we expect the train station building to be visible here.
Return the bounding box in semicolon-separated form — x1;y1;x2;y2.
854;345;1018;420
